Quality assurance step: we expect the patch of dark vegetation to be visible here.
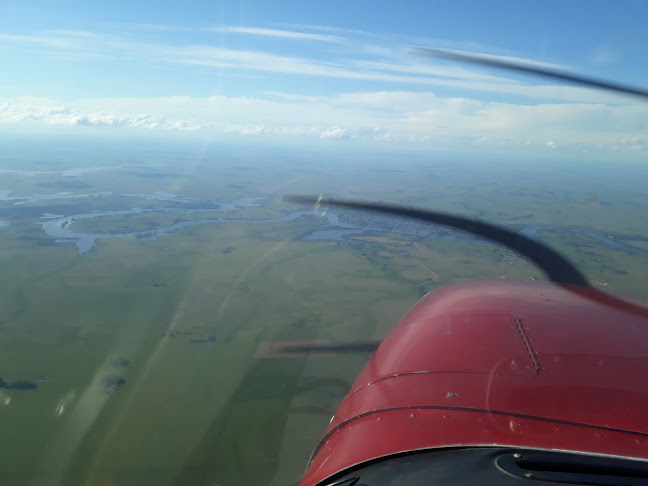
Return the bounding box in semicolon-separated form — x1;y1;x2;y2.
103;376;125;386
0;378;37;390
221;247;235;254
0;202;140;220
153;282;161;287
462;202;486;218
102;375;125;392
355;229;388;238
494;249;528;265
600;265;628;275
112;358;130;368
189;336;216;343
228;185;245;189
569;241;599;251
345;239;367;251
19;235;58;246
506;214;535;221
612;233;648;243
290;316;321;328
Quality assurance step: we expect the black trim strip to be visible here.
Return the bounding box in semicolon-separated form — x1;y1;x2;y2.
310;405;648;465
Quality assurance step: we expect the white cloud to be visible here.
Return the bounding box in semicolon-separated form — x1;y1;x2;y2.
0;98;164;129
237;125;269;135
168;119;201;131
1;88;646;160
210;26;343;43
1;28;639;104
320;126;348;139
284;23;369;36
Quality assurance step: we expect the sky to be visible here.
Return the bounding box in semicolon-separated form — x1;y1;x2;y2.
1;0;647;160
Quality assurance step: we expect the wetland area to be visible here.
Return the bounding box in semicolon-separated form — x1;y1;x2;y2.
1;141;647;486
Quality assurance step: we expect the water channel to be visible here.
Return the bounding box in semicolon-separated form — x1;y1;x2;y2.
2;190;646;256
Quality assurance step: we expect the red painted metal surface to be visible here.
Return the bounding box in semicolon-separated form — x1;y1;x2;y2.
299;279;648;486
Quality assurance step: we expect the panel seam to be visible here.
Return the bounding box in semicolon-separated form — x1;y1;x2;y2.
514;316;542;375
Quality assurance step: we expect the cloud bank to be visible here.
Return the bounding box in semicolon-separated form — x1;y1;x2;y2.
2;93;645;158
1;24;646;159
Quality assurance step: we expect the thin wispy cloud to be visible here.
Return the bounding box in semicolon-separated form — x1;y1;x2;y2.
284;23;370;36
210;26;344;43
0;28;630;104
0;33;85;50
2;20;645;160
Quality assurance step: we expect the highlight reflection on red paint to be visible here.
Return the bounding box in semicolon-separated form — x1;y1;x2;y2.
299;280;648;486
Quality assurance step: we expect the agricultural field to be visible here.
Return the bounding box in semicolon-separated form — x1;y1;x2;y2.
0;140;647;485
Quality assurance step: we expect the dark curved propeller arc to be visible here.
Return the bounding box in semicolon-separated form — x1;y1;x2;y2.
287;196;589;286
275;195;587;356
280;196;648;357
274;52;648;356
274;196;648;355
414;48;648;100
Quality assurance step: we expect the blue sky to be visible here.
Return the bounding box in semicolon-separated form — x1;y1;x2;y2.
1;0;646;159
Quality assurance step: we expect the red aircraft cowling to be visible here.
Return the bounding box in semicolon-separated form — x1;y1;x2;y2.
298;279;648;486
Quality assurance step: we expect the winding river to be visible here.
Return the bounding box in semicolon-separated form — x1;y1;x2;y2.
2;189;646;256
